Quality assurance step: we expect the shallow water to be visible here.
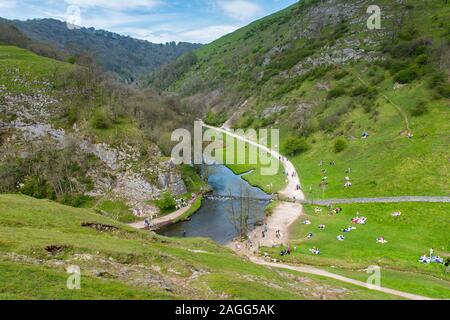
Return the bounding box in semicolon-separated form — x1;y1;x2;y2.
157;165;270;244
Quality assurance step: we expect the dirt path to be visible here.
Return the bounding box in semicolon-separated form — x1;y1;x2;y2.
248;257;433;300
300;196;450;205
202;122;305;201
128;198;196;230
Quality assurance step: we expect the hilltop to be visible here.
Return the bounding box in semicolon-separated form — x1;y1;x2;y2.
2;18;202;83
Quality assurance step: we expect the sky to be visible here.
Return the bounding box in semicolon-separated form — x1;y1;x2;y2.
0;0;298;43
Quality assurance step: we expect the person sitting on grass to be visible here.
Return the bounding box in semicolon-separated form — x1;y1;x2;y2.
337;235;345;241
318;224;326;230
306;233;314;240
376;237;388;244
309;248;321;255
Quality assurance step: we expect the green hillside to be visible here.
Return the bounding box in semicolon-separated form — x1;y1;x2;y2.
267;202;450;298
151;0;450;198
1;18;201;83
0;194;398;300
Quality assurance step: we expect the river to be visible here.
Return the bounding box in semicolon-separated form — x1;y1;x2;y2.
158;165;271;244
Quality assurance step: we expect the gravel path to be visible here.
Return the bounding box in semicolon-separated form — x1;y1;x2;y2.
300;196;450;205
202;121;305;200
249;257;433;300
128;198;197;230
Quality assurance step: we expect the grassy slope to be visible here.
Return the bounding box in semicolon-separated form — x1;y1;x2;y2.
0;194;397;300
286;64;449;199
264;202;450;298
159;0;449;198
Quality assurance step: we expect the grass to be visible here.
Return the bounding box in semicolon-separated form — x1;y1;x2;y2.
263;202;450;299
180;165;208;193
95;200;136;224
0;194;401;300
286;71;449;199
212;135;288;194
0;261;177;300
159;0;450;201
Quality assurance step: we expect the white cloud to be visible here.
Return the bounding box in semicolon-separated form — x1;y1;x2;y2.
0;0;17;9
217;0;262;21
64;0;162;10
121;24;241;44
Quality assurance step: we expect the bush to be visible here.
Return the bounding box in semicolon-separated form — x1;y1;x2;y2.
327;86;346;99
351;85;369;97
436;84;450;99
394;68;418;84
282;136;310;156
334;69;349;80
20;176;55;200
155;192;177;212
204;110;228;127
411;101;429;117
92;113;111;130
319;114;340;132
334;138;348;153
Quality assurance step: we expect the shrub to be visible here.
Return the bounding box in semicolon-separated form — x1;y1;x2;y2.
92;113;111;130
20;176;55;200
204;110;228;127
334;138;348;153
319;114;340;132
282;136;310;156
436;83;450;99
334;69;349;80
351;85;369;97
394;68;418;84
155;192;177;212
411;101;429;117
327;86;346;99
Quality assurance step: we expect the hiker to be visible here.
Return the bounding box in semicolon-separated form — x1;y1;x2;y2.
276;230;281;239
264;224;268;233
144;218;150;228
262;230;266;238
183;230;187;237
287;244;291;255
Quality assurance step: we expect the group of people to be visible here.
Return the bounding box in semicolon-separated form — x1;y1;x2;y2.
176;198;188;210
133;208;145;217
419;248;445;265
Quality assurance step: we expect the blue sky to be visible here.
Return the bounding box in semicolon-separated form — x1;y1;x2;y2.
0;0;298;43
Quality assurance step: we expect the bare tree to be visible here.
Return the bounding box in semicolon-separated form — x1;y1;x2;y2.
228;187;256;239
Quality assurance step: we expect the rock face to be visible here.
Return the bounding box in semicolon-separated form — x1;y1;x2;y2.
158;172;187;196
0;68;188;215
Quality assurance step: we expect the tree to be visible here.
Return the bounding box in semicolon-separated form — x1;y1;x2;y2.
283;136;310;156
155;192;177;212
334;138;348;153
228;187;256;239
